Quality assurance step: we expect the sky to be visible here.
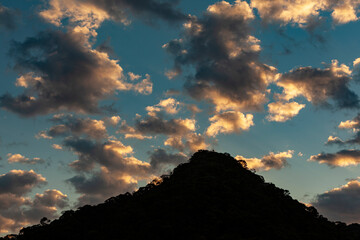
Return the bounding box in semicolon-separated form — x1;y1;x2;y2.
2;0;360;235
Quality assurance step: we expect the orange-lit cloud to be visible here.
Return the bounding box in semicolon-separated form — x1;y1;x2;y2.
52;144;63;150
309;149;360;167
206;111;254;137
104;116;121;127
251;0;360;27
325;136;344;145
251;0;324;27
236;150;294;171
267;101;305;122
276;60;358;109
146;98;182;116
7;153;45;165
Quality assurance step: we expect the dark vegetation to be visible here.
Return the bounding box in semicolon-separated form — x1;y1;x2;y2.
4;150;360;240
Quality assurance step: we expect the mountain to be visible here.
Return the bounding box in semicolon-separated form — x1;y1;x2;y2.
4;150;360;240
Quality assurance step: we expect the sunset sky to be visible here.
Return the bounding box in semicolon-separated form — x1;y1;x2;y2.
2;0;360;234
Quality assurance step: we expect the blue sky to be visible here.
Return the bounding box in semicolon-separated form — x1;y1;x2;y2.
2;0;360;234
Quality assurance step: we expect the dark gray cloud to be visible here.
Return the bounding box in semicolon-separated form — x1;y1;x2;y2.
62;137;151;206
0;193;32;233
0;4;17;30
0;170;46;196
277;61;359;109
309;149;360;167
41;0;186;28
63;137;150;175
164;1;277;112
118;99;196;139
86;0;187;24
0;170;69;233
37;114;108;140
312;180;360;223
1;30;148;116
62;136;150;206
344;133;360;145
134;115;196;136
67;169;137;206
23;189;69;222
0;189;69;234
149;148;188;173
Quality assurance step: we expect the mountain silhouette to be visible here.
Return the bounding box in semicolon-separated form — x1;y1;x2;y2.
4;150;360;240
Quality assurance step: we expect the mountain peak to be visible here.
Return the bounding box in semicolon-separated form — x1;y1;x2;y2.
7;150;360;240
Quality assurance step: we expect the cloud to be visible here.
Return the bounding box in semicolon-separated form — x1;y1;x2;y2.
325;136;344;145
145;98;182;116
339;114;360;130
23;189;69;222
0;189;68;234
63;134;198;205
329;0;360;24
67;167;138;206
0;170;68;234
309;149;360;167
206;111;254;137
187;104;202;117
236;150;294;171
148;148;188;174
134;115;196;136
251;0;325;27
131;74;153;95
37;114;107;140
0;4;17;30
7;153;45;165
1;29;152;116
0;170;46;196
40;0;186;29
117;121;153;140
63;137;155;205
52;144;63;150
117;101;202;143
104;116;121;127
164;0;279;112
324;114;360;146
250;0;360;27
276;60;359;109
312;179;360;223
266;101;305;122
63;137;150;174
164;133;209;153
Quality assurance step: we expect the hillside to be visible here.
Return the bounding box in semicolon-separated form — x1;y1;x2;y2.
4;150;360;240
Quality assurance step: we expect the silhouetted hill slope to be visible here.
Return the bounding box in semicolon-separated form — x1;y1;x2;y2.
6;150;360;240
